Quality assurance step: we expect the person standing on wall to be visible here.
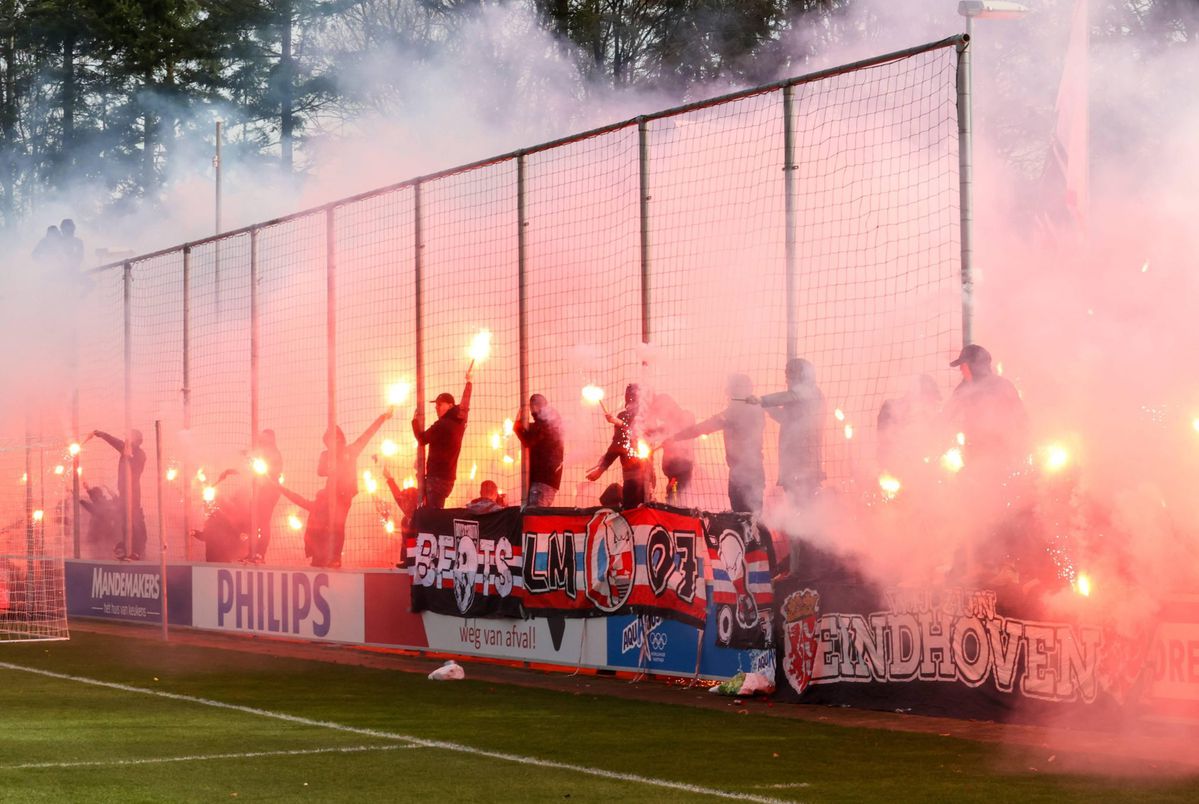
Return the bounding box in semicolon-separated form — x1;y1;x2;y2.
513;393;564;508
413;365;473;509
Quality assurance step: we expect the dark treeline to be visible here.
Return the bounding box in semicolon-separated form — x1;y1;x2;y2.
0;0;1193;228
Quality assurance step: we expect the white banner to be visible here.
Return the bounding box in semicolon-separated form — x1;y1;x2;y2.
420;613;606;666
192;566;364;643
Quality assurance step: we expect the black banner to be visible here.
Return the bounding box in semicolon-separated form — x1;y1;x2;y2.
704;512;775;650
406;507;524;619
773;542;1143;723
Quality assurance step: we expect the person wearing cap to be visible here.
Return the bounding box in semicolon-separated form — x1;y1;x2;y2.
666;373;765;514
513;393;564;507
585;383;650;508
413;367;473;508
317;408;394;567
944;343;1028;471
745;358;826;508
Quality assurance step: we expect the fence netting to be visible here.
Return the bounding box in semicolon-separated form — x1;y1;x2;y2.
11;40;962;570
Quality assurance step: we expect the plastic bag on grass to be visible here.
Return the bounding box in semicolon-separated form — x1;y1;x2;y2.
709;671;746;696
428;660;465;681
708;671;774;696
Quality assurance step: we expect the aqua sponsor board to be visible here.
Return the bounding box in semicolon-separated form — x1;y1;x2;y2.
604;602;772;679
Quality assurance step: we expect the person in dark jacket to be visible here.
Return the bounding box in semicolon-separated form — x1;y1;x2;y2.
943;344;1029;474
191;482;251;563
647;393;696;505
249;429;283;563
877;374;941;475
746;358;825;507
513;393;564;507
274;481;332;568
91;428;147;560
318;408;393;568
413;367;472;509
667;374;765;514
79;483;121;554
586;383;649;509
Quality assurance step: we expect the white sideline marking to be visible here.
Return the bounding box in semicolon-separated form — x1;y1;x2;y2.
756;783;812;789
2;744;418;770
0;662;797;803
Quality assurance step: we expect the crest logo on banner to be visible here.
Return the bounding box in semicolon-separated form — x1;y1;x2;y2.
782;589;821;695
453;519;480;614
584;510;636;612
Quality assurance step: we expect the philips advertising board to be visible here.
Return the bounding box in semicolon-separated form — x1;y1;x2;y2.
191;566;364;643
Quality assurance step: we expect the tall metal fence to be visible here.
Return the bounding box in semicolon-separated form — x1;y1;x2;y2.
44;36;967;569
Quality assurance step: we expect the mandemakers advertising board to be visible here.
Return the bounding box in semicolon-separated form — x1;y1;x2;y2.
191;566;364;643
65;561;192;625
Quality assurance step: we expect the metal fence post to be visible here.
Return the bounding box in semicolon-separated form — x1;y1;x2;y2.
122;260;133;558
249;228;260;561
517;153;530;501
637;118;651;345
414;182;426;497
155;418;168;640
957;35;975;347
326;207;338;550
182;246;192;560
71;389;80;558
783;84;798;361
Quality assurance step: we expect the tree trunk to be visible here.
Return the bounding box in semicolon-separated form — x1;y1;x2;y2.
62;33;75;159
1;25;16;226
280;0;293;172
143;69;155;195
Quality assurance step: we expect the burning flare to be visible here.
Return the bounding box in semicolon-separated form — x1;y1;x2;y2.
834;408;845;422
1074;572;1092;597
503;418;514;437
54;465;65;476
490;432;502;450
843;424;854;440
362;470;378;495
1040;443;1071;473
384;519;396;535
582;385;605;405
636;440;651;460
380;439;399;457
502;455;515;465
387;381;412;406
252;457;268;475
32;509;44;523
940;447;965;473
68;442;81;457
402;476;417;490
878;473;901;499
165;467;178;482
469;462;478;481
196;468;207;484
202;486;217;503
288;513;303;531
467;329;493;364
